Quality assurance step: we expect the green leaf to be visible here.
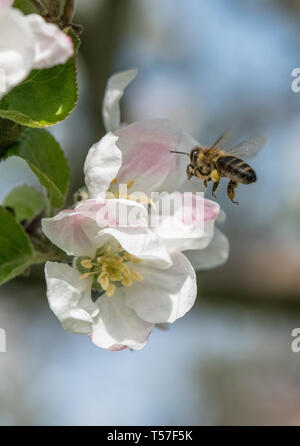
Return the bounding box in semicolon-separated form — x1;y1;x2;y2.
13;0;38;14
0;207;35;286
0;30;79;128
3;186;45;223
6;129;70;209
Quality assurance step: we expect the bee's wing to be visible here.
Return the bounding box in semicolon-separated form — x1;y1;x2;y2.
226;135;268;160
210;131;234;150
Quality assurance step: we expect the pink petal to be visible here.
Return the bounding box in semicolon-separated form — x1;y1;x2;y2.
178;194;220;225
42;199;107;257
115;119;188;195
152;194;220;252
0;1;14;7
26;14;74;69
42;199;151;258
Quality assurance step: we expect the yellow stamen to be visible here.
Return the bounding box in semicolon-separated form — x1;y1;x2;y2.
80;272;93;280
123;254;131;261
109;271;123;281
107;177;152;205
122;265;131;276
129;194;153;205
122;276;133;287
123;253;141;264
81;259;93;269
78;243;144;292
106;283;116;297
97;273;109;290
113;256;122;263
132;271;143;282
126;179;135;189
131;257;141;264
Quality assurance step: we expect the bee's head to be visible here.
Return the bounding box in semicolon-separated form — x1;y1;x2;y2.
190;147;200;165
191;147;212;175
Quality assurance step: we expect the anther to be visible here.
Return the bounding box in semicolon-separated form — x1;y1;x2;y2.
132;271;143;282
107;283;116;297
98;273;109;290
80;272;93;280
122;276;133;287
126;179;135;189
81;259;93;269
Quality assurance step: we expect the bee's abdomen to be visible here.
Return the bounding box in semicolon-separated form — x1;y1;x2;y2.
216;156;256;184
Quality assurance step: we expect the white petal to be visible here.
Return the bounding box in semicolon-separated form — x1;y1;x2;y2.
95;197;148;228
91;289;153;351
26;14;74;69
114;121;200;194
124;251;197;324
45;262;98;335
102;69;137;132
152;194;219;252
1;1;14;6
42;197;152;258
100;226;172;268
42;200;106;257
184;228;229;270
42;197;153;258
217;209;226;224
155;217;215;252
84;132;122;199
115;119;185;195
0;6;35;99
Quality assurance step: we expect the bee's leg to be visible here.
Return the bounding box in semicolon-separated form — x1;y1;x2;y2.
186;164;194;180
227;180;239;205
212;181;220;198
194;169;202;180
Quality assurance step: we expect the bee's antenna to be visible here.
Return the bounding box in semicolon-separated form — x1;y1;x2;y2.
170;151;189;157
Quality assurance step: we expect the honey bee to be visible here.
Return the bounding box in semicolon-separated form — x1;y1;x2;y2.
171;132;267;204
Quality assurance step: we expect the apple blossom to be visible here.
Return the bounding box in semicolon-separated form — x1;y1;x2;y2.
42;71;229;351
0;0;73;99
84;111;229;270
43;198;197;350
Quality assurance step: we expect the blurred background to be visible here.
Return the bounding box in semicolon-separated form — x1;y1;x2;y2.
0;0;300;425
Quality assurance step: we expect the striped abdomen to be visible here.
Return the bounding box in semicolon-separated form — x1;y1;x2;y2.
216;156;256;184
